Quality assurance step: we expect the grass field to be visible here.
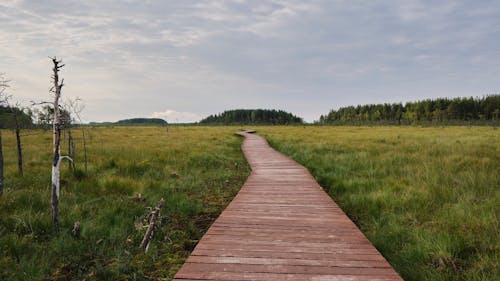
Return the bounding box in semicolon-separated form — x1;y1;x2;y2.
0;126;249;280
259;126;499;281
0;125;498;281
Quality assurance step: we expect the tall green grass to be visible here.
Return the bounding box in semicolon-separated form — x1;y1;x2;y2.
0;126;249;280
2;125;497;280
259;126;499;281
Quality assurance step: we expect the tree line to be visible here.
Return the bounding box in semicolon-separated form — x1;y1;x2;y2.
0;104;74;129
116;118;167;125
318;95;500;125
0;106;33;129
200;109;304;125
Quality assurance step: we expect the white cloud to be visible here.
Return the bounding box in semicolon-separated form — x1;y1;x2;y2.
151;110;201;123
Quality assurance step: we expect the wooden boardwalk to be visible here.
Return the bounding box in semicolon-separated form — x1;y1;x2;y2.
173;131;403;281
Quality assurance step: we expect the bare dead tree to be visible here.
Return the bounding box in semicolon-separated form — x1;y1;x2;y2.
62;106;75;171
0;76;7;96
10;102;23;175
50;57;73;228
82;125;88;173
0;130;3;196
1;74;10;195
1;98;25;176
65;98;86;172
0;74;25;176
67;128;75;170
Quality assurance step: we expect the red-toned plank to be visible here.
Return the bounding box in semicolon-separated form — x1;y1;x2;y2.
173;131;403;280
176;262;400;275
186;256;391;268
192;248;386;261
174;272;400;281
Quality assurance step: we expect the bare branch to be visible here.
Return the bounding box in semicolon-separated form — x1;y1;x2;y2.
140;198;165;252
59;155;73;163
65;97;85;123
31;101;53;106
0;73;11;103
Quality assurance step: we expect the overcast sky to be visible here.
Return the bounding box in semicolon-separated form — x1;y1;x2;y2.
1;0;499;122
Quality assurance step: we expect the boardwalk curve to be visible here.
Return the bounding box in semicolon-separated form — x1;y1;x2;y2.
173;131;403;281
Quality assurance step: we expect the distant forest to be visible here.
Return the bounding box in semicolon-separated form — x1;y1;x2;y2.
200;109;304;125
115;118;167;125
0;106;33;129
319;95;500;125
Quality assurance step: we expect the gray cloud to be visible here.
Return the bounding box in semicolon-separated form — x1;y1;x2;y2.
1;0;499;122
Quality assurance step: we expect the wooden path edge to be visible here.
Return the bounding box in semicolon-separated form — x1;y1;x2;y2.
173;131;403;281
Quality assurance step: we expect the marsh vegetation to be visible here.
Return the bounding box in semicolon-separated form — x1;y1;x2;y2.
0;125;498;280
261;126;499;281
0;126;249;280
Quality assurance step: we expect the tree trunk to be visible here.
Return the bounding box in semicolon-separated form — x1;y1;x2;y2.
82;127;87;173
52;118;62;227
67;128;75;171
51;57;64;228
15;127;22;176
0;131;3;196
12;110;23;176
71;132;76;169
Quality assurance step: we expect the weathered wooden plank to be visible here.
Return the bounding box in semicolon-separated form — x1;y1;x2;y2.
175;272;401;281
173;131;403;280
174;273;400;281
192;249;387;261
186;256;392;268
176;262;400;275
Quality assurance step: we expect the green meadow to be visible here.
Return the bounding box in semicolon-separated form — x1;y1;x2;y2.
260;126;499;281
0;126;250;280
0;125;498;280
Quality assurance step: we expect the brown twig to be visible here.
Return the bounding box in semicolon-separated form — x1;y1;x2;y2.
139;198;165;252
